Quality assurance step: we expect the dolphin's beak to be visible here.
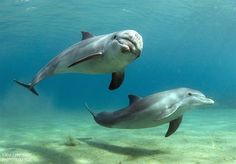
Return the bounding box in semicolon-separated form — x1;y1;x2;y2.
200;97;215;104
117;37;141;57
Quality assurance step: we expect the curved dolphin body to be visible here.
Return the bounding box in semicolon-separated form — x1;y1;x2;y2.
14;30;143;95
87;88;214;137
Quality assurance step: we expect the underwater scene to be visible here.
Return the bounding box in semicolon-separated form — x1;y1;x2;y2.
1;0;236;163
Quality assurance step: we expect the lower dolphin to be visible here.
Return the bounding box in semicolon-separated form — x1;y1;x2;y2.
87;88;214;137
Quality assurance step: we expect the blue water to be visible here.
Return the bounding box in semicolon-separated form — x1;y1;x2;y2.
1;0;236;108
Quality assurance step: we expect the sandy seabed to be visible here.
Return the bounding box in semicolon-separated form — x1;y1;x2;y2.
0;107;236;164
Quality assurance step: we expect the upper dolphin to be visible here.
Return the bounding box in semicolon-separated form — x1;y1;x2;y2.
87;88;214;137
14;30;143;95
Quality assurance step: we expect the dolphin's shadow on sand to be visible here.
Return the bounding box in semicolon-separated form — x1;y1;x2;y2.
3;144;75;164
77;138;166;158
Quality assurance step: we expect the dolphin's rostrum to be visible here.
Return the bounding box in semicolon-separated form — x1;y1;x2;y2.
14;30;143;95
87;88;214;137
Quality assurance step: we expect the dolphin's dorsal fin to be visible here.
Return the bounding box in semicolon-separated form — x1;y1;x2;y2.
128;95;142;105
81;31;93;40
165;115;183;137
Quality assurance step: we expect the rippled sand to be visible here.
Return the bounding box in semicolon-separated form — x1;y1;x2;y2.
0;107;235;164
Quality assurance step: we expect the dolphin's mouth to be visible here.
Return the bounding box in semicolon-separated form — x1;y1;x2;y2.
116;37;141;57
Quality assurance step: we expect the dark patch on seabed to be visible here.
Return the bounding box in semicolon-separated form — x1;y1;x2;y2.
1;139;166;163
77;138;166;159
2;144;75;164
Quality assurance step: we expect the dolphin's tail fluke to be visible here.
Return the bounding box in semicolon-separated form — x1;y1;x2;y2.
85;103;96;118
14;79;39;96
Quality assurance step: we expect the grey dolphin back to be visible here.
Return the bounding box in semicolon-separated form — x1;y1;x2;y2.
68;31;103;68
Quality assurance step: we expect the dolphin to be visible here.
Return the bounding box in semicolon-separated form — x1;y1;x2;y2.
87;88;214;137
14;30;143;95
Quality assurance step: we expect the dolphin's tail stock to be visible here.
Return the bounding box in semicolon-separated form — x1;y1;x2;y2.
14;79;39;96
85;103;96;118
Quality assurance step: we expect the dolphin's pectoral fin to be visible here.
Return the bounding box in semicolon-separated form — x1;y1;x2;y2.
156;104;180;122
165;115;183;137
128;95;142;105
81;31;94;40
68;52;103;68
109;71;124;90
14;79;39;96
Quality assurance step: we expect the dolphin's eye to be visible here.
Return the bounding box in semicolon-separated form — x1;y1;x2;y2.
188;92;192;96
113;35;117;39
